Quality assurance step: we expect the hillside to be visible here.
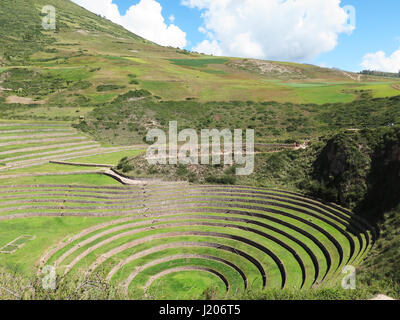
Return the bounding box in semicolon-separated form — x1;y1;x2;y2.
1;0;400;118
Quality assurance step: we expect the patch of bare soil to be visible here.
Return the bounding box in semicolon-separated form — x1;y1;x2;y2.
76;29;89;35
0;72;11;96
370;294;395;300
5;96;46;105
0;71;8;82
230;59;305;78
392;84;400;91
0;86;11;96
341;71;362;82
127;96;147;102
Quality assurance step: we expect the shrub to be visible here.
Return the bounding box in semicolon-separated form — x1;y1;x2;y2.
96;84;126;92
205;174;236;185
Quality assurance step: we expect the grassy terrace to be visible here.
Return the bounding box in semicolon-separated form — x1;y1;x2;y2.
0;181;374;299
0;119;374;300
0;120;144;173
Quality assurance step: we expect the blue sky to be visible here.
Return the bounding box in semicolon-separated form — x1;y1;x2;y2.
115;0;204;49
73;0;400;72
316;0;400;71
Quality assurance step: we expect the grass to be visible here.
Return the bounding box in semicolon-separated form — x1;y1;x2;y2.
0;180;377;299
13;106;94;121
0;145;96;162
0;117;372;299
0;173;120;186
0;216;118;275
355;83;400;98
1;0;399;110
135;259;237;299
5;184;367;297
168;58;229;68
112;246;258;286
0;139;92;153
68;149;145;165
293;85;355;104
0;120;147;175
66;227;283;288
147;270;226;300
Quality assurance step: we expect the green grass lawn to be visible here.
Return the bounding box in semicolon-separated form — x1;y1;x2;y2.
147;270;226;300
168;58;229;68
68;149;145;165
0;173;120;186
0;216;119;275
0;163;100;175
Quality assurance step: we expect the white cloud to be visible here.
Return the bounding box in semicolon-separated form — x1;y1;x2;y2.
198;26;207;34
182;0;354;61
72;0;187;48
361;49;400;72
193;40;223;56
72;0;121;23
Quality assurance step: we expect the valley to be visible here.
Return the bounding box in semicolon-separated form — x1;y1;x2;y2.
0;0;399;301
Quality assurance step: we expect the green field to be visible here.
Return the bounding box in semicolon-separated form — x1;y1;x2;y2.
0;181;375;299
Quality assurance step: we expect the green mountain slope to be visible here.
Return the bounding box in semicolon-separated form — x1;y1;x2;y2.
1;0;400;113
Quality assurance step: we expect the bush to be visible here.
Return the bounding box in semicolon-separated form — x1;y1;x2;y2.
205;175;236;185
113;89;152;103
117;157;133;173
96;84;126;92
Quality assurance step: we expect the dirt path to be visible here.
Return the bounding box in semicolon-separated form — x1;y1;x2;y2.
370;294;395;300
103;168;162;185
0;87;12;95
104;168;189;186
5;96;46;105
341;71;362;82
